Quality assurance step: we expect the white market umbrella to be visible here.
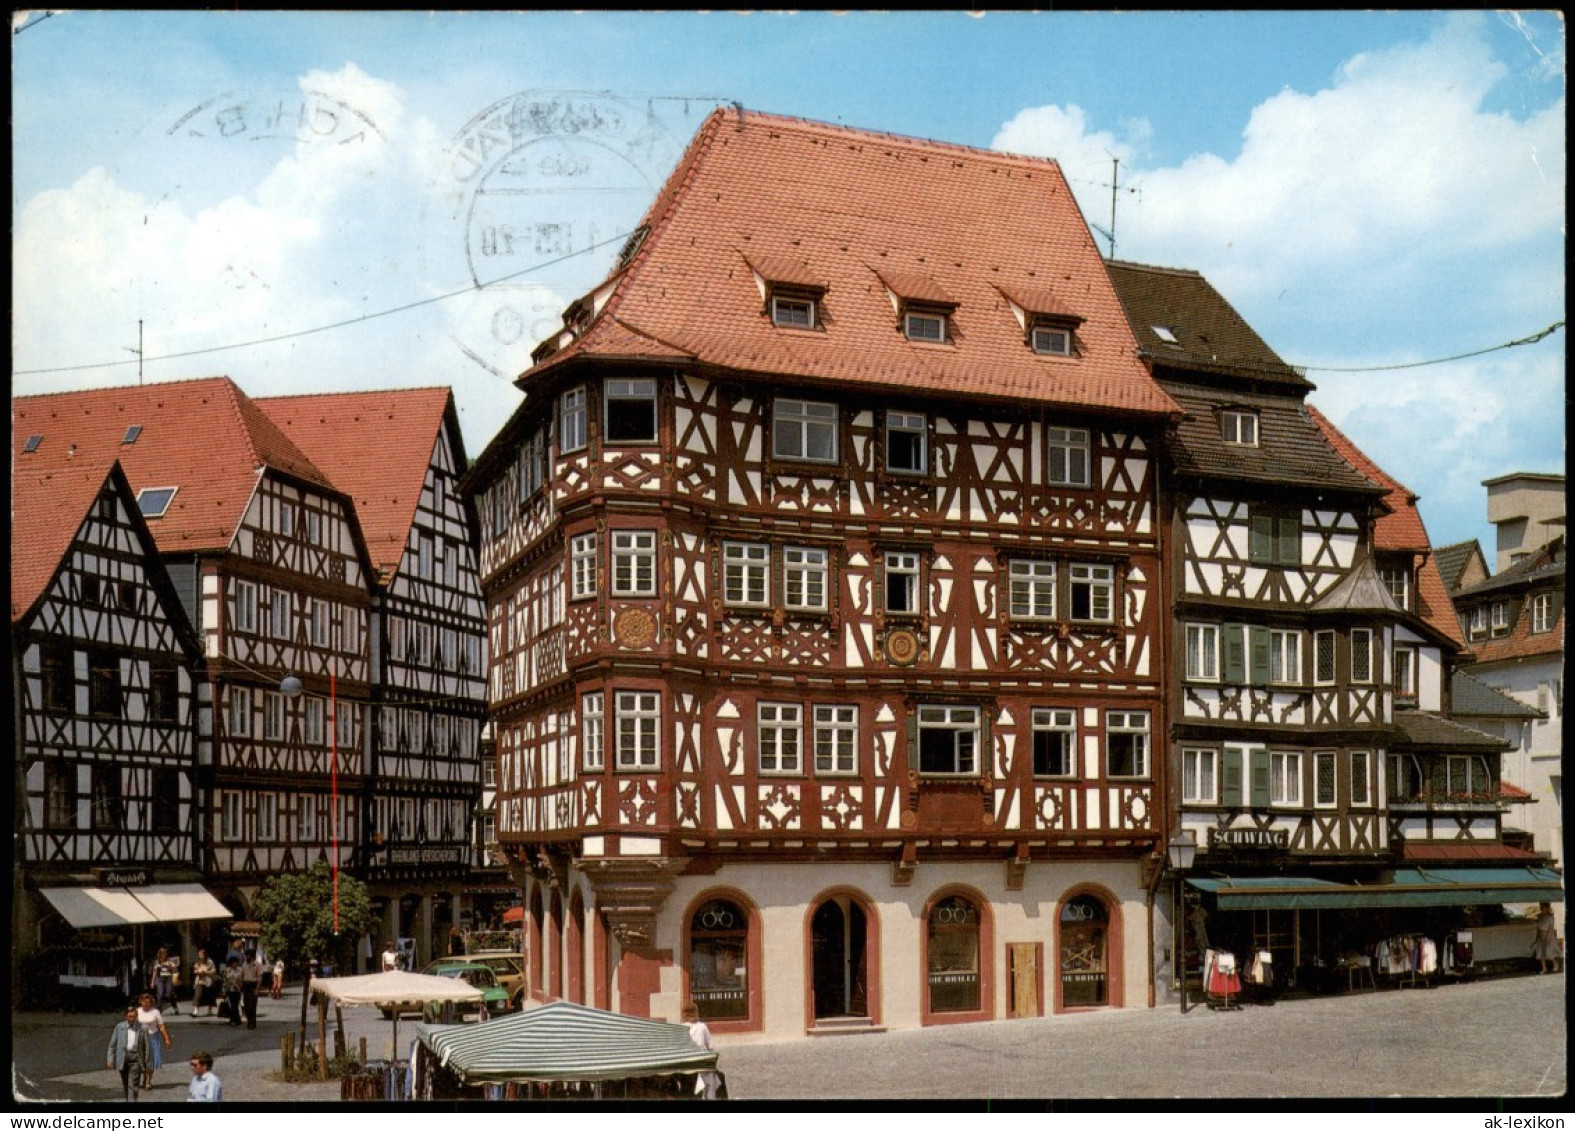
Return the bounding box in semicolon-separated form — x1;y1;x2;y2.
311;970;484;1068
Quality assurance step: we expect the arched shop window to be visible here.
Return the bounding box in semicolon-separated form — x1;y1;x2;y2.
1059;894;1110;1007
687;899;748;1021
926;894;982;1013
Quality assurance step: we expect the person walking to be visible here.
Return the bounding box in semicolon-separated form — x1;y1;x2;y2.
186;1051;222;1102
240;949;263;1029
222;956;244;1027
681;1001;722;1101
191;949;218;1018
381;940;399;972
1534;903;1563;974
106;1006;149;1102
149;946;179;1014
135;992;172;1091
271;957;286;1000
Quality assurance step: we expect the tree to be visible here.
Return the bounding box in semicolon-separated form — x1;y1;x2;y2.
252;862;376;1048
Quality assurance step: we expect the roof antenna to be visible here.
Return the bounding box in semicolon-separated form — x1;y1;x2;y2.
1085;155;1122;261
124;320;144;386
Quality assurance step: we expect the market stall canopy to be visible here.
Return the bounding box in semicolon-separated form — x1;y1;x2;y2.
1188;866;1564;911
416;1000;718;1085
40;883;230;928
310;970;484;1008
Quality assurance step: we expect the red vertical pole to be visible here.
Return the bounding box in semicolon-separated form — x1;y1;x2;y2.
331;668;339;935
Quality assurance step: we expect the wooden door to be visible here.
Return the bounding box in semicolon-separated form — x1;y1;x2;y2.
1008;942;1039;1018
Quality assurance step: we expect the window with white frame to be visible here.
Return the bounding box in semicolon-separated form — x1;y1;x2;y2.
784;547;829;613
614;691;660;770
723;542;771;607
757;703;803;774
1046;426;1091;487
1220;409;1259;446
1468;605;1486;637
1380;566;1410;610
1031;322;1073;356
1009;560;1056;620
1182;747;1217;804
1314;750;1337;808
813;705;858;775
1490;602;1508;635
279;501;296;539
1270;751;1303;806
885;411;927;474
1350;751;1372;807
1106;711;1150;778
771;293;816;329
1314;630;1336;685
1446;755;1491;798
221;790;242;841
1185;623;1220;681
268;589;290;638
581;692;605;771
1393;645;1417;699
264;691;285;741
310;598;330;647
337;701;355;747
560;386;588;453
298;794;318;841
917;706;980;776
229;686;253;738
903;309;947;343
1032;708;1076;778
1269;629;1301;684
604;378;658;444
773;398;838;462
304;697;325;745
306;509;322;545
1069;563;1115;622
232;581;257;634
569;533;597;600
1532;593;1555;633
257;792;278;841
883;551;922;615
611;531;657;597
1350;628;1373;684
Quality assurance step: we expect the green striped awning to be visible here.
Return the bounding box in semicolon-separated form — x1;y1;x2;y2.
416;1000;718;1085
1188;866;1563;910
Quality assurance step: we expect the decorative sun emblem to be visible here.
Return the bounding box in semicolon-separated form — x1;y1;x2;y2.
613;607;657;649
885;628;920;666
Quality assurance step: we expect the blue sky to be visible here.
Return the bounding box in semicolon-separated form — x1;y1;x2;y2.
12;10;1565;555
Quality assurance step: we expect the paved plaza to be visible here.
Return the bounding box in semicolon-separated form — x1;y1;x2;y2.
10;970;1565;1105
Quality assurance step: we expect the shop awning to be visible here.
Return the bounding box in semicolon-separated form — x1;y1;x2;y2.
1188;865;1564;910
40;884;232;928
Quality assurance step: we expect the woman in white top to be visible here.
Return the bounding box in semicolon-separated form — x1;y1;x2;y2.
681;1001;721;1100
135;991;172;1090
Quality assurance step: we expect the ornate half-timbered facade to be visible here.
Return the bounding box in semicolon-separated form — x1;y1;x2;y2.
257;389;488;965
11;459;211;999
464;109;1181;1036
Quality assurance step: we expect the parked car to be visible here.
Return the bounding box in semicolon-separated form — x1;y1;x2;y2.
419;959;511;1022
464;951;525;1009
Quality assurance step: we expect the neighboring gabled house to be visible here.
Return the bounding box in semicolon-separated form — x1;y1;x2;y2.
1433;539;1489;595
255;388;488;968
463;107;1180;1035
10;455;217;1004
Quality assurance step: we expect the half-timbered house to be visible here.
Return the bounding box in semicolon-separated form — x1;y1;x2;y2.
462;108;1181;1036
11;453;220;1004
13;379;376;956
255;389;488;966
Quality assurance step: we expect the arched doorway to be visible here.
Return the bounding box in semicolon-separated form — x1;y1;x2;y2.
567;891;586;1005
685;896;750;1024
810;896;868;1021
1057;891;1114;1009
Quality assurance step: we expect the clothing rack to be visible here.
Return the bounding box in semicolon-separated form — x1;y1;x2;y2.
1204;948;1242;1011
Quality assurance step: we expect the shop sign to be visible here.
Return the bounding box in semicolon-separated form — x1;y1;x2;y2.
1207;827;1289;850
93;867;150;887
386;846;464;866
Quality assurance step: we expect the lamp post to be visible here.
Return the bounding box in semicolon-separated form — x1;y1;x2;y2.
280;672;338;935
1167;830;1198;1013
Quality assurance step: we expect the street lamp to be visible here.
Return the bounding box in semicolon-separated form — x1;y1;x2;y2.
1167;830;1198;1013
281;670;338;935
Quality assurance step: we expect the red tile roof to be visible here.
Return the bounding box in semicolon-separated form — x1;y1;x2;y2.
1307;404;1465;649
11;459;115;623
13;377;334;555
254;388;455;583
529;108;1178;419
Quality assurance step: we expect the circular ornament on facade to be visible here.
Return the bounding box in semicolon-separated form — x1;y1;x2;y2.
885;628;920;666
613;607;657;649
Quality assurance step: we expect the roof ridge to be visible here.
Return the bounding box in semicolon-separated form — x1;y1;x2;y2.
1105;259;1205;279
254;385;453;404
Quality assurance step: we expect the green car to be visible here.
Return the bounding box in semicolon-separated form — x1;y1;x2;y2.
420;960;511;1022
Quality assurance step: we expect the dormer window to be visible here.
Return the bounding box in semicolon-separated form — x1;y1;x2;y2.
771;293;816;329
1220;409;1259;446
137;487;178;518
1030;324;1074;356
904;309;947;343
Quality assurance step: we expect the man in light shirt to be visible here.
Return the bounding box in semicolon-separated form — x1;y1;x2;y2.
106;1006;147;1101
187;1051;222;1102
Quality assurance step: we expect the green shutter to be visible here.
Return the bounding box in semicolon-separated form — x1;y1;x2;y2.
1223;624;1246;684
1221;747;1244;807
906;712;918;773
1277;516;1301;566
1249;513;1275;564
1248;626;1271;687
1249;749;1272;807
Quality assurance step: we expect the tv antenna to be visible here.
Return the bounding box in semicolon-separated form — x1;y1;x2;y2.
1087;154;1135;260
124;320;143;385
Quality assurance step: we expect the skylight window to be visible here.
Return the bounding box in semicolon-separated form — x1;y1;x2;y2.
1151;325;1180;345
122;425;143;444
137;487;178;518
23;434;43;453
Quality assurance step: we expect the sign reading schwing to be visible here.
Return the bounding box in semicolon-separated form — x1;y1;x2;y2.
1207;827;1289;849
